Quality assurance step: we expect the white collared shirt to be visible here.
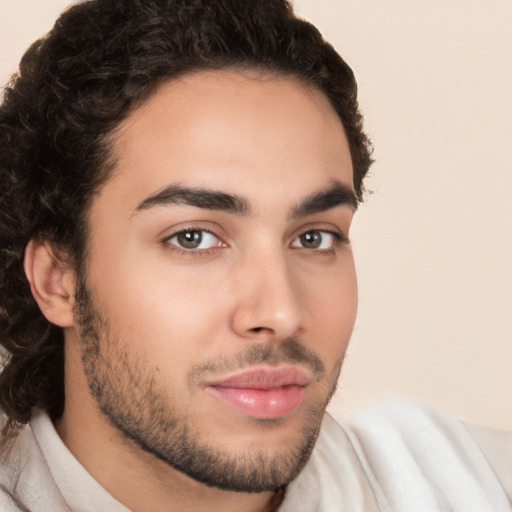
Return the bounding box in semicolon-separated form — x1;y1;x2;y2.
1;403;510;511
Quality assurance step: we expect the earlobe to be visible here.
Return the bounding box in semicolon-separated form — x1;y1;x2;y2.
24;239;76;328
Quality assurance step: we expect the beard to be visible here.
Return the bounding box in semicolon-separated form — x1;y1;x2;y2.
73;278;343;493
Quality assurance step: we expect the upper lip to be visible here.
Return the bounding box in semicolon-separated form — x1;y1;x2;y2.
204;365;312;390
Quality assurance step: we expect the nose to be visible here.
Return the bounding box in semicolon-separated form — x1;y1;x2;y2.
230;249;305;341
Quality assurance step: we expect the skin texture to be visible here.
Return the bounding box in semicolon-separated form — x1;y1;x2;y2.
28;70;358;512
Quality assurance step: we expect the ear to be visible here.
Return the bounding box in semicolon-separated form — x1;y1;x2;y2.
24;239;76;328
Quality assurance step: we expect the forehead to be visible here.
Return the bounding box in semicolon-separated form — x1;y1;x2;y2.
103;69;353;211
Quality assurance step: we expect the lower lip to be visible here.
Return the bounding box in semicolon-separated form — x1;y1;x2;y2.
206;384;306;419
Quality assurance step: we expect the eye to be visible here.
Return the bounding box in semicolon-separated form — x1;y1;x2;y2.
291;230;339;250
166;229;223;250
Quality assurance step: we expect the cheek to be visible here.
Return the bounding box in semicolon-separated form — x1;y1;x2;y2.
85;235;357;376
87;250;231;363
300;256;357;359
328;262;358;330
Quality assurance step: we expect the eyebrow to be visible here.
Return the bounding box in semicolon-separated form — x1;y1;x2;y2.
133;180;357;218
134;185;253;216
289;180;358;218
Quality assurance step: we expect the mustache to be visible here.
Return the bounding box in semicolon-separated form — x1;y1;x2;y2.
188;338;325;386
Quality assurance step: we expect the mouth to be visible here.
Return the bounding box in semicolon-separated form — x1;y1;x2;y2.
204;365;311;420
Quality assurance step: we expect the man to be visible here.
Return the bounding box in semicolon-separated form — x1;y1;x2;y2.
0;1;510;511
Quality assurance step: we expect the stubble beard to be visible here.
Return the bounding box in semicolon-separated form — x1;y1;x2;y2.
73;279;343;493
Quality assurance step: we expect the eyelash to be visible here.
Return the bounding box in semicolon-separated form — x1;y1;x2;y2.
300;230;349;257
162;227;222;257
306;231;348;255
162;227;349;257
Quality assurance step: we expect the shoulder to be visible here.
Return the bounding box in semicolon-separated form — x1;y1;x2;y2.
280;413;381;511
463;420;512;499
342;402;512;512
0;417;41;511
282;404;511;512
0;412;70;512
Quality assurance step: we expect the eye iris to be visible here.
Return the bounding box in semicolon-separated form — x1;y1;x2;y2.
300;231;321;249
177;230;202;249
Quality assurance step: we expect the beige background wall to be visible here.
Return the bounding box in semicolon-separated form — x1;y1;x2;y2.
1;1;510;430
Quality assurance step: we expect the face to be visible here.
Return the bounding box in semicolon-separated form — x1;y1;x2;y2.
73;69;358;492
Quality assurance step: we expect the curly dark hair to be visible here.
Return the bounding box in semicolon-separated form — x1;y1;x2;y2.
0;0;372;439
